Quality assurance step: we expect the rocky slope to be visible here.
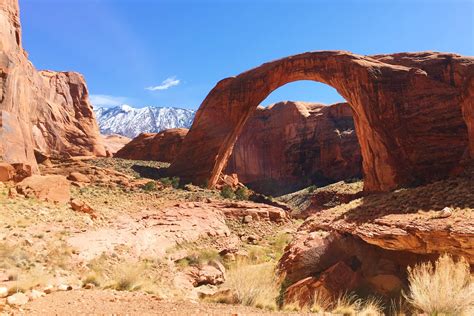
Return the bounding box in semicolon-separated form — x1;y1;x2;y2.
115;128;188;162
95;105;195;138
0;0;105;172
101;134;131;156
226;101;361;195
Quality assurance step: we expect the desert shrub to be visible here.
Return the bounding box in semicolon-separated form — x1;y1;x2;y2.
405;254;474;315
142;181;156;191
220;185;235;199
235;187;250;200
108;263;147;291
223;262;280;310
160;177;180;188
307;185;317;193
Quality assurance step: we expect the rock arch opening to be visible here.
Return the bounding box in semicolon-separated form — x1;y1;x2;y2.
169;51;471;192
225;80;362;196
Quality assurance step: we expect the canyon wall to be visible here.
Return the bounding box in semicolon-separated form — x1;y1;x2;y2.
226;101;361;195
0;0;105;172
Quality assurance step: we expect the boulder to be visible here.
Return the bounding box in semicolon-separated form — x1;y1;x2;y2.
114;128;188;162
284;261;360;307
16;175;70;203
6;292;29;306
68;172;91;183
70;199;97;218
0;163;15;182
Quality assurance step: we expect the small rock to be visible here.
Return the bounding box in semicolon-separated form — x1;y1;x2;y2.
70;199;97;219
7;293;29;306
57;284;72;291
67;172;91;183
0;287;7;298
28;290;46;300
243;215;253;224
8;187;17;199
437;207;453;218
43;285;54;294
84;283;95;289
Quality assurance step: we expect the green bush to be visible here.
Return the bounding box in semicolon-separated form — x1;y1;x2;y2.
221;185;235;199
307;185;317;193
160;177;180;189
235;187;250;200
142;181;156;191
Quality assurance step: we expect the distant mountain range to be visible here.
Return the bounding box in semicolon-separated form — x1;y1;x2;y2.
94;105;195;138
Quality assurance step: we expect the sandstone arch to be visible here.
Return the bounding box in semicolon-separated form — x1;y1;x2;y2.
169;51;473;191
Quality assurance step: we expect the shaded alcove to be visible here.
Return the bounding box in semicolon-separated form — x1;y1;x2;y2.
224;81;363;196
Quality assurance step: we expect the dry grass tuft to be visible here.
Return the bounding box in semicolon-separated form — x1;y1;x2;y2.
223;261;280;310
405;254;474;315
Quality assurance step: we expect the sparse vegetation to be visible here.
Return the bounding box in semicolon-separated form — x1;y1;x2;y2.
405;254;474;315
141;181;157;191
220;185;235;199
160;177;180;189
235;186;250;200
224;262;280;310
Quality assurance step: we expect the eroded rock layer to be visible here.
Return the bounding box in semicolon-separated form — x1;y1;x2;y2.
0;0;105;172
115;128;188;163
169;51;474;192
226;101;361;195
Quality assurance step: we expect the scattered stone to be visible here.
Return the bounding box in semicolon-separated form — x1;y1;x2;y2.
43;285;54;294
28;290;46;300
435;207;453;219
6;293;29;306
70;199;97;218
84;283;95;290
57;284;72;291
67;172;91;183
0;287;7;298
243;215;253;224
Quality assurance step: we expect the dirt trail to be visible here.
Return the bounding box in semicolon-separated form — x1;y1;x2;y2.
16;290;293;315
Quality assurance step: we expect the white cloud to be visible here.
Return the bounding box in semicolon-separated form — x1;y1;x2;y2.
146;76;180;91
89;94;128;108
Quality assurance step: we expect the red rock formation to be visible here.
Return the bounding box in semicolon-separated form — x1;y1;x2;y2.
101;134;131;156
226;101;361;195
115;128;188;163
0;0;105;172
169;51;473;192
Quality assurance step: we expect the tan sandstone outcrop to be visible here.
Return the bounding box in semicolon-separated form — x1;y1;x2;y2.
226;101;361;195
101;134;131;156
169;51;474;192
0;0;105;172
115;128;188;162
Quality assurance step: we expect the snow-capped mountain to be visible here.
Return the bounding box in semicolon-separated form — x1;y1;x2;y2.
94;105;195;138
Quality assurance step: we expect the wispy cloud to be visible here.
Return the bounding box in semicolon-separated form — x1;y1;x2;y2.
146;76;180;91
89;94;128;108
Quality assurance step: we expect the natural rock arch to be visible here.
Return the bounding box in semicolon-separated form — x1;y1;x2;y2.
169;51;473;191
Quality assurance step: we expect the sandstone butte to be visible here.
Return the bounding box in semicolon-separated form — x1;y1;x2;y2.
115;128;188;162
226;101;361;195
0;0;105;173
168;51;474;192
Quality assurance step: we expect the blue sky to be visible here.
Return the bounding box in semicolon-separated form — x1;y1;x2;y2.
20;0;473;110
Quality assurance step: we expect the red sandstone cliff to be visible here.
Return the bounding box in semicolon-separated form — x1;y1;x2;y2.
226;101;362;195
115;128;188;163
0;0;105;172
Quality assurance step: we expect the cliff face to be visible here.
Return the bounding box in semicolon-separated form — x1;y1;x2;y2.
0;0;105;172
226;102;362;196
115;128;188;163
